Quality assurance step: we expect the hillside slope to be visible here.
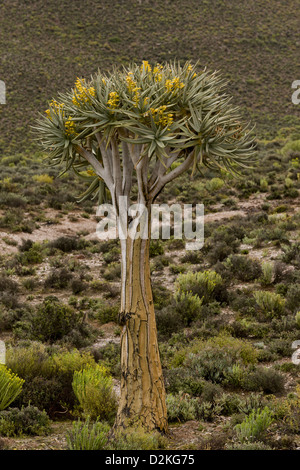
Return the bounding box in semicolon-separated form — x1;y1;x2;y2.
0;0;300;155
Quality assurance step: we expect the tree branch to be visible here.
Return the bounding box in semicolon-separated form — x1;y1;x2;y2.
149;150;195;199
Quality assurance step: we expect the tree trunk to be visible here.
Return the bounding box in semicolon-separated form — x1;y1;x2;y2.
115;233;168;433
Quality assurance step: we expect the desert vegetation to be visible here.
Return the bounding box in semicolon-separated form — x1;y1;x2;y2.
0;0;299;452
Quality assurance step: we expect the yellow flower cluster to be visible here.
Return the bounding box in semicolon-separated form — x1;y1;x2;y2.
153;64;163;82
107;91;120;109
140;60;152;73
165;77;185;92
126;72;136;92
72;78;96;106
45;99;64;119
150;105;173;129
65;116;78;137
126;73;141;106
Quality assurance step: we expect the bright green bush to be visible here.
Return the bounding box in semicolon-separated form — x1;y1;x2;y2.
72;365;117;422
260;262;274;286
173;291;203;326
234;407;273;442
66;417;110;450
6;345;97;415
206;177;224;192
0;365;24;411
175;270;224;304
254;290;286;318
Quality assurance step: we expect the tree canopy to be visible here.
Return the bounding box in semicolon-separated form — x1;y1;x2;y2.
35;61;256;204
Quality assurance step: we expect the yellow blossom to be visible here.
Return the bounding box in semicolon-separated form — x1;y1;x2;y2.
107;91;120;109
72;78;96;106
141;60;152;73
126;72;137;93
45;99;64;119
65;116;78;137
165;76;185;92
150;106;173;129
153;64;163;82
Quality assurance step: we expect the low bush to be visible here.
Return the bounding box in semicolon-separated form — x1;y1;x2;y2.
0;405;50;437
223;255;262;282
285;284;300;314
44;268;73;289
6;345;97;416
254;291;286;318
234;407;273;442
175;270;226;304
66;417;110;450
31;298;82;343
244;367;285;394
173;291;203;326
49;237;81;253
166;392;198;422
72;365;117;423
109;427;167;450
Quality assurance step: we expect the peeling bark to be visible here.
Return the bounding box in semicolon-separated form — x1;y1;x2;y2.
115;230;168;433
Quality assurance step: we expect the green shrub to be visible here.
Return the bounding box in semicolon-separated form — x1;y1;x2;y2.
49;236;80;253
166;392;198;422
5;343;51;379
254;290;286;318
296;311;300;327
66;417;110;450
244;367;285;394
109;426;167;450
260;262;274;285
0;365;24;410
0;405;50;437
149;240;164;257
6;345;97;416
72;365;117;422
102;263;121;280
227;441;272;450
206;177;224;192
175;270;225;304
234;407;273;442
92;343;121;378
71;278;87;295
164;368;205;396
224;255;262;282
172;334;258;375
18;243;43;265
32;298;81;342
94;301;119;324
44;268;73;289
216;393;242;416
156;306;183;338
286;284;300;314
198;401;223;422
173;291;203;326
282;243;300;267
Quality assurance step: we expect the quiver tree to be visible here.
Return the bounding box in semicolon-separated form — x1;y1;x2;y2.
35;61;255;432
